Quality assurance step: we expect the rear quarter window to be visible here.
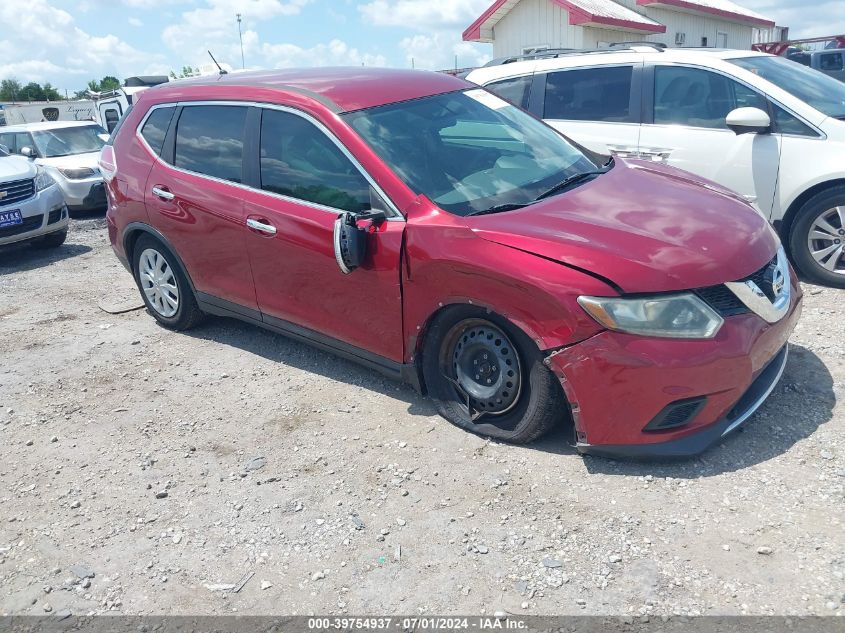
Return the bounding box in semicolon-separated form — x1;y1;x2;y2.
485;75;533;110
140;107;176;156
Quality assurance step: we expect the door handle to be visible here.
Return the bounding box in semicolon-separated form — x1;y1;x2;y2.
246;217;277;236
151;186;174;201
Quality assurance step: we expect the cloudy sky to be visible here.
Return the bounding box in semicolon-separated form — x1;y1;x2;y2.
0;0;841;95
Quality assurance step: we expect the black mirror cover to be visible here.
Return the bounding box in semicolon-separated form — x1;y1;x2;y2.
333;212;368;274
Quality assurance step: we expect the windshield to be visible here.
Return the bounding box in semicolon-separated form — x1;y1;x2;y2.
343;90;599;216
729;55;845;119
31;125;106;158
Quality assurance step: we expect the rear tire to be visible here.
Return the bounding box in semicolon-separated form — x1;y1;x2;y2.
421;306;567;444
788;186;845;289
32;229;67;249
132;234;204;331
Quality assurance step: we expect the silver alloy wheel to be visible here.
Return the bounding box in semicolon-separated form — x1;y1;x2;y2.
139;248;180;318
807;206;845;275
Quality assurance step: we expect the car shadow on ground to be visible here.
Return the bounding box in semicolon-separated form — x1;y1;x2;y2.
0;241;92;275
575;343;835;478
183;315;439;417
181;316;835;475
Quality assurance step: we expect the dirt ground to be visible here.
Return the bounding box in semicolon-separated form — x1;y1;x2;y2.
0;215;843;618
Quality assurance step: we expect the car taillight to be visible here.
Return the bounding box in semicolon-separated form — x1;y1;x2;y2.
99;145;117;183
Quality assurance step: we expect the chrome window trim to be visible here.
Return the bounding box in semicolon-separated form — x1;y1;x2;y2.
645;62;825;138
135;100;404;221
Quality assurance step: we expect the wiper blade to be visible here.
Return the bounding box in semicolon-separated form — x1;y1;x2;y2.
466;202;530;217
535;170;606;202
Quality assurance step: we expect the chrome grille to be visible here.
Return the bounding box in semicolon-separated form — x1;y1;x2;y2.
0;178;36;207
694;255;779;318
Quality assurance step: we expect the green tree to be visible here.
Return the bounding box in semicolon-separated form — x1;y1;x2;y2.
87;79;101;93
18;82;46;101
170;65;199;79
100;75;121;91
0;78;23;101
42;83;62;101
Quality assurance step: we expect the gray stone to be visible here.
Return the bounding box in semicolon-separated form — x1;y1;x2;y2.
244;456;267;472
543;557;563;568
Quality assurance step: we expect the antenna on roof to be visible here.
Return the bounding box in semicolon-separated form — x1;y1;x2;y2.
208;50;228;75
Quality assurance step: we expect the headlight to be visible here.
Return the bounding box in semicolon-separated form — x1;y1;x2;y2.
578;293;724;339
35;167;56;191
58;167;98;180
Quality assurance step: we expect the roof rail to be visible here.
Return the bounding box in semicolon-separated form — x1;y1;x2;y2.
482;43;665;67
608;41;666;50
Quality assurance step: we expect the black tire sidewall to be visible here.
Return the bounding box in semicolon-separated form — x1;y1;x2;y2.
421;306;564;443
132;235;195;329
789;188;845;289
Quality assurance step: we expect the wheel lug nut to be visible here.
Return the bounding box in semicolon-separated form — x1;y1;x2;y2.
487;379;492;384
475;375;480;380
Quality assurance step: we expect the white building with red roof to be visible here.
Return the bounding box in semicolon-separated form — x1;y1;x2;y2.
463;0;780;57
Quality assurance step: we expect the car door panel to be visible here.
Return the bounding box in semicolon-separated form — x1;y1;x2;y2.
242;107;404;362
638;64;782;218
144;104;257;311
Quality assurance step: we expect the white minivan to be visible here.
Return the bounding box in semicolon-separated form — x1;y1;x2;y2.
468;47;845;288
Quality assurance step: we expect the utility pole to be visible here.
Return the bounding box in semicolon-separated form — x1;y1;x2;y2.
236;13;245;69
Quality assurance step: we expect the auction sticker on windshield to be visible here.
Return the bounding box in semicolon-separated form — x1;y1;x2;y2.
0;209;23;228
465;89;510;111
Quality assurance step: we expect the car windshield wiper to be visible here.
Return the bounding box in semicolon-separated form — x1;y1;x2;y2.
466;202;530;217
535;169;607;202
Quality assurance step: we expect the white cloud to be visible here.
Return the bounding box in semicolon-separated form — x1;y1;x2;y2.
400;33;490;70
128;16;143;27
359;0;491;70
161;0;312;69
0;0;164;90
262;39;388;68
741;1;845;39
358;0;489;31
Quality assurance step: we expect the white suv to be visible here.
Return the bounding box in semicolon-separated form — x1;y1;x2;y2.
0;144;68;249
468;46;845;288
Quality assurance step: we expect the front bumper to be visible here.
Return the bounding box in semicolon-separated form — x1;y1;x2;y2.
56;176;106;211
0;184;68;247
548;278;803;459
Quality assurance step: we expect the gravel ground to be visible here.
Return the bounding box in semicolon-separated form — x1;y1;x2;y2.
0;216;843;618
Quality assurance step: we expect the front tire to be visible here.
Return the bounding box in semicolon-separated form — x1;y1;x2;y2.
421;306;567;444
132;234;204;331
789;186;845;288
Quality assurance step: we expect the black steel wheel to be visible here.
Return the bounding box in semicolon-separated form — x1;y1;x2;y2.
443;320;522;419
422;306;567;444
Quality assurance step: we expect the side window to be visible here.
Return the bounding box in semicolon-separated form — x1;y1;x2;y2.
653;66;766;129
259;108;371;213
485;76;532;109
819;52;844;71
103;108;121;133
544;66;633;122
0;134;14;153
772;104;818;137
174;105;246;183
15;133;31;153
140;107;175;156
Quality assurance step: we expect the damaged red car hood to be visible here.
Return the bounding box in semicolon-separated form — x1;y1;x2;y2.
468;159;780;293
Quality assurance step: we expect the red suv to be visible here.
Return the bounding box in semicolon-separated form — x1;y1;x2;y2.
102;68;802;458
